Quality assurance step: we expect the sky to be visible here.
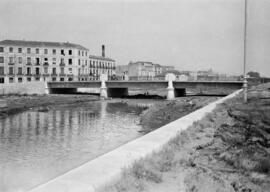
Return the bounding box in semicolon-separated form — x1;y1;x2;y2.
0;0;269;76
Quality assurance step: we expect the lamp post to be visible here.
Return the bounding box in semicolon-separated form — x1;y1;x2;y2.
243;0;248;103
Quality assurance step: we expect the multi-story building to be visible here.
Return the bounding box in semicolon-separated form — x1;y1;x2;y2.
0;40;115;83
127;61;172;80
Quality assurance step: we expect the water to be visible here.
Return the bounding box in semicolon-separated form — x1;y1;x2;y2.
0;100;153;192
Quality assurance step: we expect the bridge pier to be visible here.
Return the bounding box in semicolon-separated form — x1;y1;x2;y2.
166;73;176;100
100;74;108;99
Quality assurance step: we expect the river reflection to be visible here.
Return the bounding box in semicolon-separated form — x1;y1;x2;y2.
0;100;148;192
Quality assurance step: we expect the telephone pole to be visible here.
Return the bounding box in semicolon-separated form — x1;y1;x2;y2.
243;0;248;103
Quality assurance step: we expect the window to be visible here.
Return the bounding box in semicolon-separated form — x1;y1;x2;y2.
0;57;4;63
0;47;4;52
78;50;80;56
0;67;4;75
27;67;31;75
9;67;14;75
18;67;22;75
78;59;80;65
9;47;13;53
69;50;72;55
0;77;4;83
60;78;65;81
60;58;65;65
52;49;56;55
52;77;56;81
18;48;22;53
27;77;31;82
61;49;65;55
44;49;48;54
18;57;22;64
44;67;48;74
82;51;84;57
27;48;31;54
36;48;39;54
52;68;56;74
69;68;72;72
60;68;64;74
9;77;14;83
9;57;14;64
27;57;31;64
36;58;40;65
44;58;48;61
18;77;23;83
52;58;56;64
35;68;40;75
68;59;72;65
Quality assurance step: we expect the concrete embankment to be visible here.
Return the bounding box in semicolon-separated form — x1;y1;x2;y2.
28;89;241;192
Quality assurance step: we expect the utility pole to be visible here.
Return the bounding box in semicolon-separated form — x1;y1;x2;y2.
243;0;248;103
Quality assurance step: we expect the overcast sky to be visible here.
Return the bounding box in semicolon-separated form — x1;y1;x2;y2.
0;0;269;76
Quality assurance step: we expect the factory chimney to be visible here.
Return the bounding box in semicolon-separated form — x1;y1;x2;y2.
102;45;105;57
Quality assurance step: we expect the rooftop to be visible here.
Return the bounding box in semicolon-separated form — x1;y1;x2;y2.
0;39;89;50
89;55;115;62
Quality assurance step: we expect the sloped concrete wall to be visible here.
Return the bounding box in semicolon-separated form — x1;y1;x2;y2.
29;89;242;192
0;82;47;95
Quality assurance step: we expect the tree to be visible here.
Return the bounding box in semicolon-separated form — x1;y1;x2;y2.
247;71;260;78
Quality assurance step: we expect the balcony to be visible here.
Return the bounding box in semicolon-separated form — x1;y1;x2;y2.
59;73;66;77
42;73;50;77
26;62;32;65
35;63;41;66
8;62;15;65
26;73;32;76
8;73;15;76
43;62;49;66
51;73;58;76
17;73;24;76
60;62;65;66
34;73;41;77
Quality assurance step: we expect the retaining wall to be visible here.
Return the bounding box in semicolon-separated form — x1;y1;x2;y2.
0;82;47;95
29;89;242;192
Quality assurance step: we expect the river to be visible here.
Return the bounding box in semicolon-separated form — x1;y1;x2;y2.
0;99;157;192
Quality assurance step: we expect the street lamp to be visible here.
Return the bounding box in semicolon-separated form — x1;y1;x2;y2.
243;0;248;103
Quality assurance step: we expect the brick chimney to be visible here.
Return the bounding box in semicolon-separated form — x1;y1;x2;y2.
102;45;105;57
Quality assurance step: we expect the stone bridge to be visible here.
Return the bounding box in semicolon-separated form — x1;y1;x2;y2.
46;74;243;100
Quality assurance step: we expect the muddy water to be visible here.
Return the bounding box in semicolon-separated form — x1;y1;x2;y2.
0;100;156;192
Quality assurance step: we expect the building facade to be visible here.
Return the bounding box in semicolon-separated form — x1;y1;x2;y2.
125;61;173;80
0;40;115;83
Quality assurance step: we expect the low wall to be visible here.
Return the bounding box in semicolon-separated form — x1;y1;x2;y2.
0;82;47;95
29;89;242;192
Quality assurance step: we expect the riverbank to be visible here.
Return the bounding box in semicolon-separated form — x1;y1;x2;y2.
100;83;270;192
139;96;220;133
0;94;99;118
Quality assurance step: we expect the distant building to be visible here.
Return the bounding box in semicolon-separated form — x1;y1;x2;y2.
115;65;129;80
0;40;115;83
126;61;174;80
161;65;175;73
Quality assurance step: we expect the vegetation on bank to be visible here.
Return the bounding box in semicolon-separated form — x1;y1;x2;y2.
99;83;270;192
139;96;220;133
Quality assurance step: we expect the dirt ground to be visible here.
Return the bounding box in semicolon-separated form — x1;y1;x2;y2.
0;94;99;118
101;83;270;192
